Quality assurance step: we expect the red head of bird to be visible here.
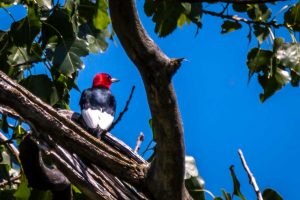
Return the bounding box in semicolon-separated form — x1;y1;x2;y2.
92;73;119;89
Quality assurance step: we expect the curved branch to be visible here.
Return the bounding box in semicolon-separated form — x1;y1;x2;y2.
0;70;147;187
108;1;188;199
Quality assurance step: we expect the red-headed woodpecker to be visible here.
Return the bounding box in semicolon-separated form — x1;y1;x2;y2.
79;73;119;137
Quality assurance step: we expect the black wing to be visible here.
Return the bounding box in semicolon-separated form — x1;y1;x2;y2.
79;87;116;116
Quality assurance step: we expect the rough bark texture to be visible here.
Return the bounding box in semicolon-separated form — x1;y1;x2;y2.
109;1;188;199
0;71;147;187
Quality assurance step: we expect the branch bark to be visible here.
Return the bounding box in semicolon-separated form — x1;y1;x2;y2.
108;0;189;199
0;70;147;188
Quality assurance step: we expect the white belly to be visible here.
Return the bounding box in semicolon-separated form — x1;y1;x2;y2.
81;108;114;130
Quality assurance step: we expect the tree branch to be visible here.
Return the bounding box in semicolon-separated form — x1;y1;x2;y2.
108;86;136;132
238;149;263;200
0;70;147;188
178;0;287;3
109;0;189;199
202;9;284;28
134;132;144;153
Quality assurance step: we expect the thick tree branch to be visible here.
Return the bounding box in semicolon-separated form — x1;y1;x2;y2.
0;70;147;188
109;0;189;199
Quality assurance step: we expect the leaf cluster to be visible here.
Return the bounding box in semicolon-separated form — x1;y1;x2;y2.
0;0;112;108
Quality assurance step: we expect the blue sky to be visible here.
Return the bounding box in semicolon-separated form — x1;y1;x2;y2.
1;1;300;199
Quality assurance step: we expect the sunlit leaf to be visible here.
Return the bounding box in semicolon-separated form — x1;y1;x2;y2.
275;43;300;68
185;156;205;200
14;174;31;200
247;4;271;22
47;38;89;77
0;0;16;8
93;0;110;30
78;22;110;53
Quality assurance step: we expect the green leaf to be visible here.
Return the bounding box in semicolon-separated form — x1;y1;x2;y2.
253;25;269;44
29;189;52;200
186;2;202;29
232;3;248;13
229;165;246;200
35;0;53;10
153;2;184;37
247;4;272;22
10;6;41;51
259;68;291;102
262;188;283;200
221;20;242;34
291;69;300;86
246;48;273;78
144;0;201;37
42;9;76;47
284;2;300;31
221;189;232;200
20;74;59;105
185;156;205;200
14;174;31;200
0;0;16;8
273;37;285;52
47;38;89;77
275;43;300;69
93;0;110;30
214;198;223;200
78;22;111;53
148;119;156;141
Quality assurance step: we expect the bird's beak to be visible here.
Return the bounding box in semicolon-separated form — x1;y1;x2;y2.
111;78;120;83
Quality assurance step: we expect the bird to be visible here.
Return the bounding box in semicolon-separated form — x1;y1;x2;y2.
79;73;119;138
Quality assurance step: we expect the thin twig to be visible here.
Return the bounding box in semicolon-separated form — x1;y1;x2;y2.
108;86;135;132
180;0;287;3
191;189;215;199
11;59;47;68
134;132;144;154
238;149;263;200
2;7;16;22
141;139;154;157
202;8;284;28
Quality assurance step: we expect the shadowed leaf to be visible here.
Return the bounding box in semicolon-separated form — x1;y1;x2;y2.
229;165;245;200
263;188;283;200
284;2;300;31
221;20;242;34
